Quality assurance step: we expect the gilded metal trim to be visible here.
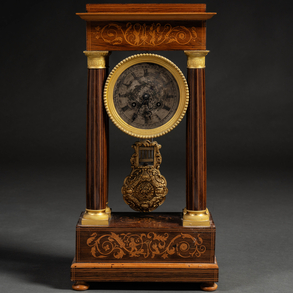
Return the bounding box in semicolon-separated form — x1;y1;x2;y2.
182;208;210;227
81;203;111;226
122;140;168;212
84;51;109;69
184;50;209;69
104;53;189;138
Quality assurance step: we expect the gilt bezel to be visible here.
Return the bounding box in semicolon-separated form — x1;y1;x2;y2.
104;53;189;138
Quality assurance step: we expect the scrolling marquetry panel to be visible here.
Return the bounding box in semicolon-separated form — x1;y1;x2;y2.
86;21;206;51
75;212;216;263
87;232;206;260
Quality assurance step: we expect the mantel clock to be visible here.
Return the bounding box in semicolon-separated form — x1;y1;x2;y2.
72;4;218;291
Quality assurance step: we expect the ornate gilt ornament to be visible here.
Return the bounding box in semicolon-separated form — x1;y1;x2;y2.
122;140;167;212
87;232;206;260
95;23;199;47
183;207;210;227
104;53;189;138
81;204;111;226
184;50;209;69
83;51;109;69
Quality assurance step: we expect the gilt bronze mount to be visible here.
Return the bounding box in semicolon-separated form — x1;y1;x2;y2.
122;140;168;212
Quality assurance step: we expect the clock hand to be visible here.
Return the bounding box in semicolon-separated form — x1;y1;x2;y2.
131;100;143;122
142;93;153;121
131;113;138;122
154;113;161;121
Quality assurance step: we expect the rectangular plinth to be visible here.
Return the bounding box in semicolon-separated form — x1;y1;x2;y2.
72;212;218;283
71;259;219;283
75;212;216;263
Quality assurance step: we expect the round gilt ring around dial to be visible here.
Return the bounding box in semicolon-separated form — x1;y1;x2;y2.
104;53;189;139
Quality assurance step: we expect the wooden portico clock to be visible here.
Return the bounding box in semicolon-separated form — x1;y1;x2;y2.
72;4;217;291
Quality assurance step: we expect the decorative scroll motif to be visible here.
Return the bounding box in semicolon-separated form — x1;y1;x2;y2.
95;23;198;47
87;232;206;260
122;140;168;212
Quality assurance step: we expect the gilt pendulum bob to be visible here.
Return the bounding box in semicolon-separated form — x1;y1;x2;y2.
104;54;189;211
122;139;167;212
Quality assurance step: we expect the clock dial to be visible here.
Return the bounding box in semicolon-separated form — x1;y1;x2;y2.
113;62;180;129
104;54;189;138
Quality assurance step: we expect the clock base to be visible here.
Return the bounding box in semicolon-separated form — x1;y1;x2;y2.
71;212;218;290
71;260;218;290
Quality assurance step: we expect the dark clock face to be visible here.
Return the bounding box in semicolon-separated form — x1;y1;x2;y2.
113;62;180;129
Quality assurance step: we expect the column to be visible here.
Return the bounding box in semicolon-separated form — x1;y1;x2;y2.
183;50;210;227
81;51;111;226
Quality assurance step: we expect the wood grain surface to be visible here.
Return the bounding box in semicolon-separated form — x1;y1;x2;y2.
186;69;207;211
86;69;109;210
75;212;215;263
86;3;207;13
77;4;216;22
85;21;206;51
77;4;216;51
71;258;219;283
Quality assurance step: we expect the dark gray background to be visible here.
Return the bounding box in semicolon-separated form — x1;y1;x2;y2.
1;0;292;292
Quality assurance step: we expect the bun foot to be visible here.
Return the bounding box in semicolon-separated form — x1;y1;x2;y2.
200;282;218;291
72;281;90;291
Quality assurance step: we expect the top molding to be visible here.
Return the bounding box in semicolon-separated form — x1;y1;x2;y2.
77;4;216;22
77;4;216;51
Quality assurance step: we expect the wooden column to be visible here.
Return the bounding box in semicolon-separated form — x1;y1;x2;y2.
186;67;206;211
81;51;111;226
183;50;210;227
